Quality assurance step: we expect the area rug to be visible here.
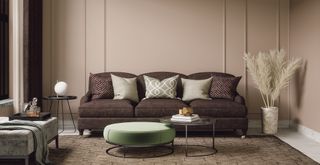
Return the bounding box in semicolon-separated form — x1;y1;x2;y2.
47;135;318;165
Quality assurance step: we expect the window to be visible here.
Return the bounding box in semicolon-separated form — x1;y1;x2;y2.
0;0;9;100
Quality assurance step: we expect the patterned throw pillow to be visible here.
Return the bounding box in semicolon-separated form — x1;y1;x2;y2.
90;73;114;99
144;75;179;99
209;75;241;100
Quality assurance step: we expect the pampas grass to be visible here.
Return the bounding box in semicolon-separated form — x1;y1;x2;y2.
244;49;302;108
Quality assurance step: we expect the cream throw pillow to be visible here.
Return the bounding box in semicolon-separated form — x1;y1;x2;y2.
111;74;139;102
181;77;213;102
144;75;178;99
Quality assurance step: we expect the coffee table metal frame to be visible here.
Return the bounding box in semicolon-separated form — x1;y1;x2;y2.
160;117;217;157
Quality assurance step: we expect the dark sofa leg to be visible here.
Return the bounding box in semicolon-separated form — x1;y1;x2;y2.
234;129;247;138
79;129;84;136
55;136;59;149
241;128;248;139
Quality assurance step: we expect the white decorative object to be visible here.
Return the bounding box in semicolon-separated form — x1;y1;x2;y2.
54;81;68;96
261;107;278;134
244;49;302;134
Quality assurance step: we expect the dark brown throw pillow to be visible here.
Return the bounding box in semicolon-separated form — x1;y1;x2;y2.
90;73;114;99
209;75;241;100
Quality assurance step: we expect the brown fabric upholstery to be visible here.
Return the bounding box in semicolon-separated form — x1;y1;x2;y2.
190;99;247;117
234;95;246;105
135;99;188;117
188;72;235;80
77;117;248;132
80;91;91;105
137;72;187;99
78;71;248;135
79;99;135;117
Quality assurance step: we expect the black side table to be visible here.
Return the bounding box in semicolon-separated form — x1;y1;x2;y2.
43;96;77;133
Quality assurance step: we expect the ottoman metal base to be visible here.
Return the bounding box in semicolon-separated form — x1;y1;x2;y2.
106;141;174;158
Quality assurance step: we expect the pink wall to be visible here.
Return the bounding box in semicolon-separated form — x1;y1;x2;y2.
43;0;290;122
290;0;320;132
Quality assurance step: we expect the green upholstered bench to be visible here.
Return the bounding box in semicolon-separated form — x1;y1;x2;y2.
103;122;175;158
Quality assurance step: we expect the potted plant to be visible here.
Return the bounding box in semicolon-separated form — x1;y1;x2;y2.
244;49;302;134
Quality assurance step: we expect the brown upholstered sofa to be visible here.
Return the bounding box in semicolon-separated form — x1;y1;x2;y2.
78;72;248;136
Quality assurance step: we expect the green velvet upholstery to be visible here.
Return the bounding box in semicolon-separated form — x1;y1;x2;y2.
103;122;175;146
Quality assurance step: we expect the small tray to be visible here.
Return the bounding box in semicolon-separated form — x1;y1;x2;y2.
9;112;51;121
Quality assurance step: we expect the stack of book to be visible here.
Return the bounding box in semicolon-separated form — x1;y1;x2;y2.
171;114;200;122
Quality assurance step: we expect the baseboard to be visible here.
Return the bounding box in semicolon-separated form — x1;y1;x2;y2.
292;123;320;144
248;119;290;129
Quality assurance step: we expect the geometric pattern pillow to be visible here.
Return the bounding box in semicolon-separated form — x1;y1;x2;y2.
90;73;114;99
209;75;241;100
144;75;179;99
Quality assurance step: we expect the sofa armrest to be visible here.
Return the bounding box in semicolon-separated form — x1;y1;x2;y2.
80;91;92;105
234;94;245;105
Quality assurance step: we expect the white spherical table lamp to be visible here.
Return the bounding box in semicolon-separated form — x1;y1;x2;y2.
54;81;68;96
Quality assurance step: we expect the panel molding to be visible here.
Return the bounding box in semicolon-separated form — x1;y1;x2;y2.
50;0;54;94
104;0;107;72
84;0;87;92
277;0;280;50
222;0;226;73
244;0;248;99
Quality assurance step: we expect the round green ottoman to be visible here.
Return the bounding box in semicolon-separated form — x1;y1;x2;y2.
103;122;175;158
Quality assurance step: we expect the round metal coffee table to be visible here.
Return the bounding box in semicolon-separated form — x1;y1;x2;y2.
160;117;217;157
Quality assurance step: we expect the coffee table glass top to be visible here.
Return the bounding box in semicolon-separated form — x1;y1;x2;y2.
160;116;214;126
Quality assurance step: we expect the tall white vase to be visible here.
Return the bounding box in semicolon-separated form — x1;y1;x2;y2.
261;107;278;134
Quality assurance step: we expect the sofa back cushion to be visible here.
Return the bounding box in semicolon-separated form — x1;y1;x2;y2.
90;73;114;99
137;72;187;99
89;72;137;97
144;75;179;99
111;74;139;102
181;77;212;102
210;75;241;100
188;72;240;100
188;72;235;80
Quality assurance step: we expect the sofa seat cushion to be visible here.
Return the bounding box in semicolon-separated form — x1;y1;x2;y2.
135;99;188;117
190;99;247;117
79;99;134;117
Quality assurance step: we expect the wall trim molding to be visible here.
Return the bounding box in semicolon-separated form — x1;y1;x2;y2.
50;0;54;95
291;122;320;144
11;0;24;113
104;0;107;72
248;119;290;129
243;0;248;100
84;0;87;93
222;0;226;73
